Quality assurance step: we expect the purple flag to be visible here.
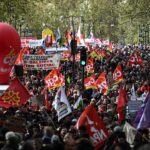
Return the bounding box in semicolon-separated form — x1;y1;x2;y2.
133;93;150;128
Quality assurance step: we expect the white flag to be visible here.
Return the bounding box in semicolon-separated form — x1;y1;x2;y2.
73;95;83;109
53;87;72;121
123;122;137;145
130;84;137;101
77;25;85;46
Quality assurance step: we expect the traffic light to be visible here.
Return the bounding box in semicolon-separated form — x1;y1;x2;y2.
71;39;77;55
80;47;87;66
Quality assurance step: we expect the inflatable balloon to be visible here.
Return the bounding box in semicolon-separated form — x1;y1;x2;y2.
0;23;21;85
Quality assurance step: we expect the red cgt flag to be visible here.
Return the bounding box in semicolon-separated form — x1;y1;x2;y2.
0;78;31;108
84;74;97;90
113;65;123;84
86;58;94;73
96;72;108;95
44;69;61;90
76;104;109;150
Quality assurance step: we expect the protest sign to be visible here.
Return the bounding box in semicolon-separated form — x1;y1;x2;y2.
23;54;60;70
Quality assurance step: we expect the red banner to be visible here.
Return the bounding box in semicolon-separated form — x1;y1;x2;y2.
96;72;108;95
0;79;31;108
113;65;123;84
84;75;97;90
44;69;61;90
76;104;109;150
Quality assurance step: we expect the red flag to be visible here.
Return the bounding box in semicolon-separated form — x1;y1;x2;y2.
127;52;143;66
59;73;65;86
76;104;109;149
0;79;31;108
113;65;123;84
44;69;61;90
86;58;94;73
84;75;97;90
57;66;62;74
117;84;127;124
15;47;29;65
127;54;137;66
96;72;108;95
43;88;51;110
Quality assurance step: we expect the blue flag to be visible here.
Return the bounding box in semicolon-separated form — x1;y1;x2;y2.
133;93;150;129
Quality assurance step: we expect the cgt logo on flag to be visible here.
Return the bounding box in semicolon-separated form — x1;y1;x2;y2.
45;75;59;87
97;81;107;89
86;64;93;72
86;58;94;73
44;69;61;90
113;65;123;84
96;72;108;95
113;70;122;81
84;75;97;90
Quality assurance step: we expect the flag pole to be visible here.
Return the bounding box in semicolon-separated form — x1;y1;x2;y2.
43;109;57;130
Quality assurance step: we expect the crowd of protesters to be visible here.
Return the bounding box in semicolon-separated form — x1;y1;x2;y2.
0;44;150;150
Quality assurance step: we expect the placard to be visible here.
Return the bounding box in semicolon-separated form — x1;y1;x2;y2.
23;54;60;70
128;100;143;113
21;37;37;47
29;39;45;48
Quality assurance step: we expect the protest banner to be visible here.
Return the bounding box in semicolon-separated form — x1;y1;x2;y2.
21;37;37;47
29;39;45;48
23;54;60;70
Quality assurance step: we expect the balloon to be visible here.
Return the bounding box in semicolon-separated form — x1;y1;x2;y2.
0;23;21;85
